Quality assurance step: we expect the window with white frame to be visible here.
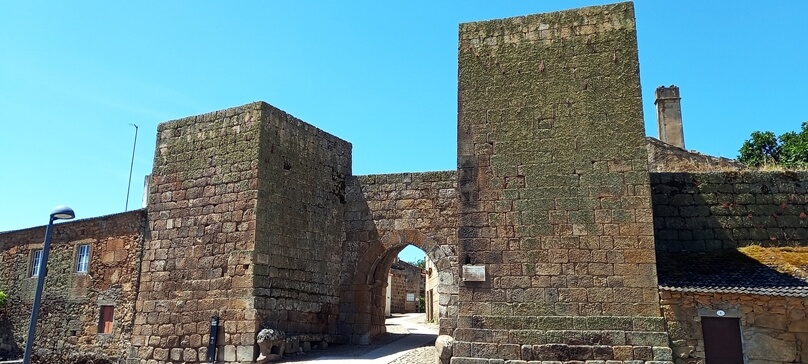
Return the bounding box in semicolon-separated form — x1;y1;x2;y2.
76;244;90;273
31;250;43;276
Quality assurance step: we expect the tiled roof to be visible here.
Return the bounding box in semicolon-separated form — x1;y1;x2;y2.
656;249;808;297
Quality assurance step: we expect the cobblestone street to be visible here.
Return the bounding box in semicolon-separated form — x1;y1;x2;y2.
280;313;437;364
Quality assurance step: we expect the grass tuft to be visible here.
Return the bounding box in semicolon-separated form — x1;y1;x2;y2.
738;245;808;279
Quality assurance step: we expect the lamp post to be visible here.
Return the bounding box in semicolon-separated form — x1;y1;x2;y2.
22;205;75;364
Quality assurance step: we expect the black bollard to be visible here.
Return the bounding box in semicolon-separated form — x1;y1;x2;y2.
206;316;219;362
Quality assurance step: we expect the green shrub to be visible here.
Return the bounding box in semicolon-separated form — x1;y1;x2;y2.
0;290;7;307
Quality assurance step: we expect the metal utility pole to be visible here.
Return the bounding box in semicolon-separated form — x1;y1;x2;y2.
125;123;139;211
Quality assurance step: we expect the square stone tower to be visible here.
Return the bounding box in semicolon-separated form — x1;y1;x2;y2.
132;102;351;363
456;2;673;362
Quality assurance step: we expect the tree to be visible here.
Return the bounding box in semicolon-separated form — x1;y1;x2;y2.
778;124;808;167
412;258;426;269
739;131;780;167
738;122;808;168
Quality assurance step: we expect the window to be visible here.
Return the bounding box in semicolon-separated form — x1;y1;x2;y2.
31;250;43;276
406;293;415;302
76;244;90;273
98;306;114;334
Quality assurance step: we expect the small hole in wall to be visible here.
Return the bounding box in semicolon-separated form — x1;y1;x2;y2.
70;330;77;336
243;264;249;270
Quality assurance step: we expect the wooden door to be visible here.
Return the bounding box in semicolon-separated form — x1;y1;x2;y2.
99;305;114;334
702;316;743;363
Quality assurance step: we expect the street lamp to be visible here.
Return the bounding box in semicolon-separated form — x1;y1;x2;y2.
22;205;75;364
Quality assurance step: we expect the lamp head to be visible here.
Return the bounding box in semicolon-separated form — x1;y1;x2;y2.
50;205;75;220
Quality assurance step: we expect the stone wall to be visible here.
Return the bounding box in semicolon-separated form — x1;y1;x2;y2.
0;210;145;362
134;101;351;363
4;4;806;363
389;260;423;314
403;261;424;313
647;137;744;173
660;290;808;364
651;171;808;253
134;103;264;363
425;257;440;322
340;171;459;343
252;103;351;337
390;268;407;314
455;2;672;362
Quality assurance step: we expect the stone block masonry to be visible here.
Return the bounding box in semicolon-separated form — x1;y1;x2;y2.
134;103;265;363
456;2;672;362
4;3;805;364
0;210;145;362
652;171;808;253
660;291;808;363
133;101;351;363
389;260;424;313
252;103;351;337
1;1;807;363
340;171;460;343
646;137;744;173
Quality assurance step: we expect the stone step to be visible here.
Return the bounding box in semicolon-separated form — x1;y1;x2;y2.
451;340;674;362
454;328;670;347
450;358;673;364
456;315;666;331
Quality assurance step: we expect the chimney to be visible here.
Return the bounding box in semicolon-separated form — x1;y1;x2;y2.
655;85;685;148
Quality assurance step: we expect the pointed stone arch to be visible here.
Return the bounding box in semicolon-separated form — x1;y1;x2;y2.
342;229;458;344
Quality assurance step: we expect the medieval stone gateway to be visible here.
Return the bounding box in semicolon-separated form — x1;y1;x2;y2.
2;2;808;364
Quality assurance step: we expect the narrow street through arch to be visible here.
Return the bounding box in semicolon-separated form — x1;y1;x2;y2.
281;313;437;363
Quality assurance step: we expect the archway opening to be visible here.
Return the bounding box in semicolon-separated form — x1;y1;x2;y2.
387;245;427;317
340;229;458;344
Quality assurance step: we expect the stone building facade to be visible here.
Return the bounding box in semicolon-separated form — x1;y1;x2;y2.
0;210;145;362
426;255;441;323
660;291;808;363
1;2;807;364
652;171;808;363
389;259;424;314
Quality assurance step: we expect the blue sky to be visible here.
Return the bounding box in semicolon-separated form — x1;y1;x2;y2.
1;1;806;263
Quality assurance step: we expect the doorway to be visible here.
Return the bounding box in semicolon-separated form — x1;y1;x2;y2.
701;316;743;363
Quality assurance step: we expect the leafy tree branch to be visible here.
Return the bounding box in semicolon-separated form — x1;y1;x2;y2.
739;122;808;168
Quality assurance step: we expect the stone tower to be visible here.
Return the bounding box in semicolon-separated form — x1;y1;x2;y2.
455;2;673;362
131;102;351;363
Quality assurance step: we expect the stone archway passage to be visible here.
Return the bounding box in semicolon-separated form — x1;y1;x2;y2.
339;172;460;344
353;230;458;344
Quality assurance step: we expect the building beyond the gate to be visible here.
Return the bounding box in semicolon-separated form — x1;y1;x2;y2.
1;2;808;364
388;260;424;315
